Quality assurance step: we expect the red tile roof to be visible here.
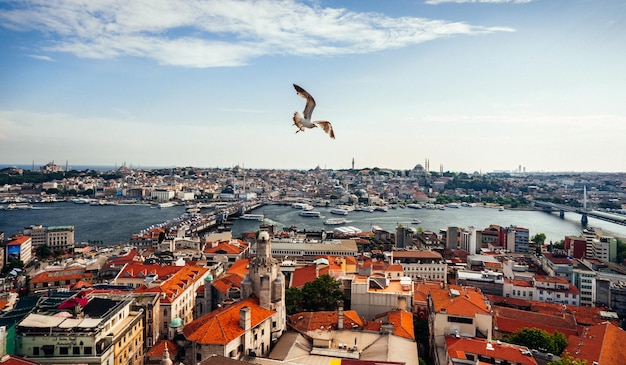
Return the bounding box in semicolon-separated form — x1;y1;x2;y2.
8;236;30;245
145;339;179;357
183;297;275;345
564;322;626;365
117;262;182;280
446;337;538;365
225;259;251;277
290;264;319;289
0;355;41;365
289;310;364;332
430;285;490;317
377;310;415;340
212;274;243;295
492;306;578;337
134;265;208;303
30;269;92;284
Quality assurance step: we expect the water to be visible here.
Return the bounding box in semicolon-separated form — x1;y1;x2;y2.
2;203;626;246
237;204;626;243
0;202;187;245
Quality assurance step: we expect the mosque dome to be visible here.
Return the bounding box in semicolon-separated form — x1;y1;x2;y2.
205;273;213;282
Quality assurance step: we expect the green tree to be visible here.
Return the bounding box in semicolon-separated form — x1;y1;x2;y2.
301;274;344;311
285;287;303;315
36;245;52;259
286;275;345;314
532;233;547;246
504;328;567;355
548;351;587;365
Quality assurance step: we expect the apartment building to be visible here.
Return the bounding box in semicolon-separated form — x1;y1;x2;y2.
391;250;447;282
14;295;144;365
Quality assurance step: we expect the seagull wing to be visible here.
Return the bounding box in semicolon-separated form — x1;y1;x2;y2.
293;84;316;120
314;121;335;139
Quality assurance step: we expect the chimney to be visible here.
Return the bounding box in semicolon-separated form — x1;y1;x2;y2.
397;296;407;311
239;306;251;331
337;300;344;329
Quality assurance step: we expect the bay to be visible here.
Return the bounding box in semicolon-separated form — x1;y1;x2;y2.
1;202;626;246
234;204;626;244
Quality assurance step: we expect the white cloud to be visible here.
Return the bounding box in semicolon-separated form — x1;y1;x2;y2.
27;54;55;61
425;0;532;4
0;0;514;67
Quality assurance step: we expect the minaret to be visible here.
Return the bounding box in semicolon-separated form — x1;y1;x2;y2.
351;157;354;170
241;231;286;339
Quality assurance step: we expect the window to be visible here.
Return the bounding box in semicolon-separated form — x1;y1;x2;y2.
84;347;93;355
60;347;69;355
33;347;40;356
73;347;80;355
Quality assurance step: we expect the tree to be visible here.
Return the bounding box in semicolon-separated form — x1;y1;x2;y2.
504;328;568;355
286;274;345;314
36;245;52;259
301;274;344;311
548;351;587;365
532;233;547;246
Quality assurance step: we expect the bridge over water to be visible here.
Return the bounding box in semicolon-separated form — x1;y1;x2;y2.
532;201;626;226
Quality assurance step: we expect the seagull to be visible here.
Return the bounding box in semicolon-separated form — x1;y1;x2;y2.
292;84;335;139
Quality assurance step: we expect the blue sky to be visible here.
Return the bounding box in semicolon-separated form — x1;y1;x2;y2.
1;0;625;172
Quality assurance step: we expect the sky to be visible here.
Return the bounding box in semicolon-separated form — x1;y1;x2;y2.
0;0;625;173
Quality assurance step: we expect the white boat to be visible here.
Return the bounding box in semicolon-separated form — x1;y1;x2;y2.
72;197;93;204
446;203;461;208
499;206;505;211
374;206;389;212
324;217;347;225
362;206;375;213
2;203;33;210
291;202;314;211
158;202;176;208
240;214;265;221
407;203;422;209
299;211;321;218
411;218;422;224
330;208;349;215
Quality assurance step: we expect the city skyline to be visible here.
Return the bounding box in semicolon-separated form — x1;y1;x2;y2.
1;0;625;173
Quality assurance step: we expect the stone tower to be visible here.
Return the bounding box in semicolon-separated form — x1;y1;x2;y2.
241;230;286;341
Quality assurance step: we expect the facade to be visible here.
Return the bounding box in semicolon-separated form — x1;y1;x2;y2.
258;239;358;259
6;236;32;266
391;250;447;282
505;225;529;253
428;285;493;365
45;226;75;252
14;296;144;365
133;264;210;338
459;226;477;254
30;267;95;293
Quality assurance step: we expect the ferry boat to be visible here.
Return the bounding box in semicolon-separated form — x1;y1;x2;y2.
240;214;265;221
445;203;461;208
374;206;389;212
362;206;375;213
407;203;422;209
291;202;314;211
158;202;176;208
324;217;347;225
299;211;321;218
330;208;349;215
